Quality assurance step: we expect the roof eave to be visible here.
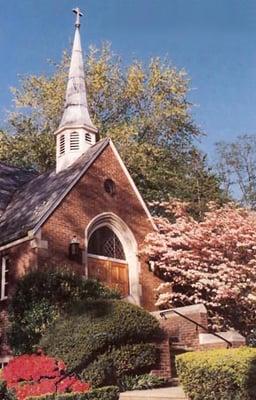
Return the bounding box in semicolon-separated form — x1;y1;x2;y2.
0;234;33;252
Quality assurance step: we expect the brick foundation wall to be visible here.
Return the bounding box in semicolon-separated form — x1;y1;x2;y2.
150;304;246;380
152;304;208;350
150;304;208;379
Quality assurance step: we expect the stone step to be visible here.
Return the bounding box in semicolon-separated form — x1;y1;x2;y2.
119;386;188;400
170;342;194;352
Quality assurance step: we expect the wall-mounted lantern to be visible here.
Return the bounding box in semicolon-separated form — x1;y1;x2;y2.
68;235;82;263
148;260;155;273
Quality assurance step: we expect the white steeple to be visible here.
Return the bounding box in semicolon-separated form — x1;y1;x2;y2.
55;7;98;173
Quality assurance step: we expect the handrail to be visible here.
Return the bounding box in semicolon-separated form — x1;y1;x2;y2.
159;308;233;348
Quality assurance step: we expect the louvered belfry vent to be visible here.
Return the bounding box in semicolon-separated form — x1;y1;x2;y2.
85;132;92;143
59;135;65;155
70;132;80;151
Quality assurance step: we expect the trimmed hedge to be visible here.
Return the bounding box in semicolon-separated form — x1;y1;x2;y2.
80;343;158;387
176;347;256;400
117;374;165;392
27;386;119;400
40;300;160;373
8;269;119;353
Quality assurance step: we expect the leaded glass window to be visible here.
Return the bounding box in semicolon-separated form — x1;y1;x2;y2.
88;227;125;260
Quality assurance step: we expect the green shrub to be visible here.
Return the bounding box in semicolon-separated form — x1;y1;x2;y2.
81;343;158;387
8;268;119;353
247;329;256;347
176;347;256;400
0;379;16;400
117;373;165;392
40;300;160;373
27;386;119;400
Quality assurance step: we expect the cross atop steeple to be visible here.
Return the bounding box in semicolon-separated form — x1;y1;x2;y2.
73;7;83;28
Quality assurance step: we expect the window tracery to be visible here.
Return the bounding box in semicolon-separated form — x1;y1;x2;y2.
88;226;125;260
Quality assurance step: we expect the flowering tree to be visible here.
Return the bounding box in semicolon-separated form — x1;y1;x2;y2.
143;201;256;334
2;353;90;400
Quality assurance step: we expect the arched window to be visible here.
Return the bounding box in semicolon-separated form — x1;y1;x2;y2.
88;226;125;260
59;135;65;155
70;132;80;151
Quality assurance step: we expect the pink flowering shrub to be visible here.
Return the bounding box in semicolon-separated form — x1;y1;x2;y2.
2;353;90;400
143;200;256;334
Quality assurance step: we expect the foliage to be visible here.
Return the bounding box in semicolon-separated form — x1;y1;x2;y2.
27;386;119;400
8;268;119;354
80;343;158;387
216;134;256;208
143;200;256;334
2;353;90;400
0;380;16;400
40;300;160;378
117;374;165;392
0;44;224;212
176;347;256;400
247;329;256;347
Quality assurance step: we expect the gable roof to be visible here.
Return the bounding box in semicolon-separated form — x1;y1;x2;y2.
0;138;109;247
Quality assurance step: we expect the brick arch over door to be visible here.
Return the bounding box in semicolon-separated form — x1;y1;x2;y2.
85;212;141;305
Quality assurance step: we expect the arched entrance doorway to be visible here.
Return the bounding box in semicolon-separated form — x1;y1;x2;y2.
85;213;141;305
87;226;129;296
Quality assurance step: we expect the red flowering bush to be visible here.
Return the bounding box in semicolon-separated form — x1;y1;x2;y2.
2;353;90;400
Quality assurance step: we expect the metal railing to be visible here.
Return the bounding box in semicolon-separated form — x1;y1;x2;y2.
159;308;232;348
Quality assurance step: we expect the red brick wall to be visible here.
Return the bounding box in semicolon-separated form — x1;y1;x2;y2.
38;143;162;309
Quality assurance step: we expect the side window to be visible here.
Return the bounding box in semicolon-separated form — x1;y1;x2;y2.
1;256;9;300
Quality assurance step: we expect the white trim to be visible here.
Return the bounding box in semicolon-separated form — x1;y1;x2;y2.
1;256;8;301
109;140;157;230
0;356;12;368
55;124;98;136
85;212;141;305
88;253;127;264
0;235;31;252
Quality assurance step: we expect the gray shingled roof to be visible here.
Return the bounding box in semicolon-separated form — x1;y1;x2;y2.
0;138;109;247
0;163;37;215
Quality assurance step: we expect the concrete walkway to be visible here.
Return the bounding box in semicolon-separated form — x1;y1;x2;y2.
120;386;188;400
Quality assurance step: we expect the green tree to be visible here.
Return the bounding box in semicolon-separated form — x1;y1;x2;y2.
1;44;223;210
216;134;256;208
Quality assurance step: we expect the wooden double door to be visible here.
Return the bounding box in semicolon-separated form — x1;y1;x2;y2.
87;255;129;297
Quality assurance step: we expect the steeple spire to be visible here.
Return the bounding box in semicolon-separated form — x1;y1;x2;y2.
55;7;98;173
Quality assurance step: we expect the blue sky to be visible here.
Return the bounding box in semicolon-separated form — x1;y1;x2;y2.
1;0;256;159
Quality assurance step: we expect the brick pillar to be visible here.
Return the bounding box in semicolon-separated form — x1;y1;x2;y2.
151;332;172;380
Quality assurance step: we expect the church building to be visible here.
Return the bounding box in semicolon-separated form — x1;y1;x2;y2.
0;8;162;360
